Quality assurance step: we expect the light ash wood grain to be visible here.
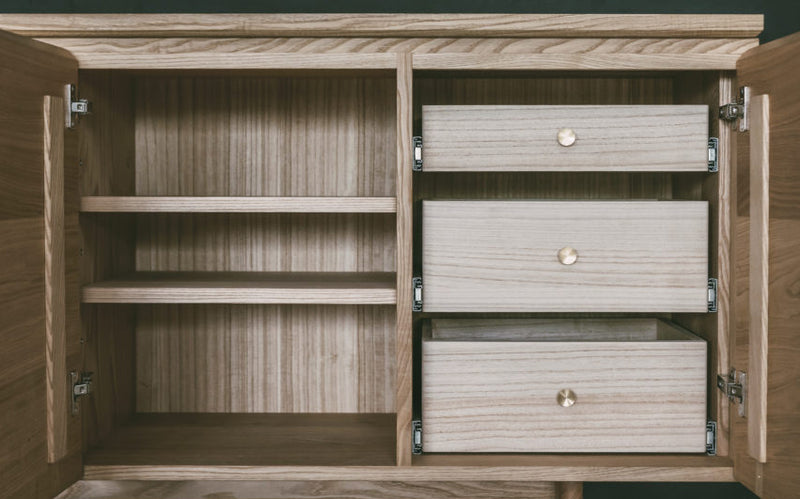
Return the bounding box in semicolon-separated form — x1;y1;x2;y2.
56;480;557;499
82;455;735;482
422;105;708;172
84;414;395;466
422;201;708;312
32;37;757;71
136;305;394;413
395;52;414;466
733;31;800;499
82;272;396;304
81;196;396;213
0;30;82;499
43;95;68;463
0;14;763;38
422;319;707;453
748;94;769;465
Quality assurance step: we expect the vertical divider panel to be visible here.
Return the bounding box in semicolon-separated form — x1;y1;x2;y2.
43;95;67;463
395;53;414;466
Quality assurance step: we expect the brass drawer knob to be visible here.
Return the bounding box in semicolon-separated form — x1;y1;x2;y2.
557;389;577;408
557;128;577;147
557;246;578;265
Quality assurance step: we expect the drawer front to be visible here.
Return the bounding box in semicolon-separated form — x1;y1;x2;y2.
421;324;707;453
422;200;708;312
421;105;709;172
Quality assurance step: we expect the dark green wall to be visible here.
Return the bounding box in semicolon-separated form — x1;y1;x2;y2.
2;1;792;498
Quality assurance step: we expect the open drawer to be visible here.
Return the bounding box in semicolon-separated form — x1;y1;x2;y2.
421;318;708;453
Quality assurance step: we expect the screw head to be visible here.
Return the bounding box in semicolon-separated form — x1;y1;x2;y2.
557;389;577;408
557;128;577;147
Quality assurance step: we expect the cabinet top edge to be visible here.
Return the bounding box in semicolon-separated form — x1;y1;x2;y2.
0;13;763;39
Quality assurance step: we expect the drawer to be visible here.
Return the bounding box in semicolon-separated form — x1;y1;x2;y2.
421;105;709;172
421;200;708;312
421;318;708;453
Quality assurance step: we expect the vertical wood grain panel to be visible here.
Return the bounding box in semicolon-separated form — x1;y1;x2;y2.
748;94;769;464
44;95;68;463
136;305;395;413
557;482;583;499
395;53;413;466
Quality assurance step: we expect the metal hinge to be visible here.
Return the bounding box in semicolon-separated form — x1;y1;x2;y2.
706;421;717;455
65;84;92;129
412;419;423;454
719;86;750;132
412;277;423;312
717;368;746;417
707;278;718;312
70;371;93;416
707;137;719;172
412;136;423;171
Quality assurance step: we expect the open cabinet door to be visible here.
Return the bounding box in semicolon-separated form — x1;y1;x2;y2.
732;32;800;498
0;31;82;499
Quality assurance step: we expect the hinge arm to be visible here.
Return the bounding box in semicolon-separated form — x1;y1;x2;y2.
65;84;92;129
719;86;750;132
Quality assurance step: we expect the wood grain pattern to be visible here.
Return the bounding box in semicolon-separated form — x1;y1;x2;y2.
748;94;769;464
0;14;763;38
82;272;396;304
43;94;68;463
56;480;557;499
136;304;394;413
37;37;757;71
83;455;735;482
422;319;707;453
558;482;583;499
81;196;396;213
395;52;414;466
422;201;708;312
422;105;708;172
85;414;395;466
135;75;395;197
0;30;81;499
733;30;800;499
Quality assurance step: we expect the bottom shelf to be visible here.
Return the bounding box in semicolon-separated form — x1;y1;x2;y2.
85;413;395;467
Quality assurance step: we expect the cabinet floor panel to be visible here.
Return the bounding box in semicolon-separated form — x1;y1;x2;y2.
81;272;397;304
85;413;396;467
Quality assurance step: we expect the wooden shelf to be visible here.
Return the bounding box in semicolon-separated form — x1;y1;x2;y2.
82;272;397;304
85;413;395;467
80;196;396;213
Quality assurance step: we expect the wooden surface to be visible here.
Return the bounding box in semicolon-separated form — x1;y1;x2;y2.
0;14;763;38
733;30;800;498
81;196;397;213
43;95;68;463
422;200;708;312
56;480;558;499
136;304;394;413
395;52;414;466
748;94;769;464
83;455;735;482
422;105;708;172
558;482;583;499
82;272;396;304
0;30;82;499
421;319;707;453
37;37;756;71
85;413;395;466
430;318;684;341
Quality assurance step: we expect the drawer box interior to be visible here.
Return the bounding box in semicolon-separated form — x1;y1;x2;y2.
421;319;708;453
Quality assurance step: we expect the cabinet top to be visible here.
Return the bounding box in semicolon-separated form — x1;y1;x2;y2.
0;13;763;39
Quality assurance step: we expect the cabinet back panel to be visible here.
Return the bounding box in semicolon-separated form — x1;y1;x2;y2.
136;304;395;413
135;76;396;197
135;213;395;273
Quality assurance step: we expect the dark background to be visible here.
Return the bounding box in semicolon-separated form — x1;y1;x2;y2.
2;1;795;498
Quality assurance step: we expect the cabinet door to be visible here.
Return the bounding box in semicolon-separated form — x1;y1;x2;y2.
0;30;81;498
733;32;800;498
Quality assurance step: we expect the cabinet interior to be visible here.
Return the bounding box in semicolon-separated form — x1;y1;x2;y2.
77;68;731;468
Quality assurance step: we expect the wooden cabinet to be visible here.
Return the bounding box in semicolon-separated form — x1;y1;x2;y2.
0;13;797;499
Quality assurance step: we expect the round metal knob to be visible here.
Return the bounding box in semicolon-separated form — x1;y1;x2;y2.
557;389;577;408
557;128;576;147
557;246;578;265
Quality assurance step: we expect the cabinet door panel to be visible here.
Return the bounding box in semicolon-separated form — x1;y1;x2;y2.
733;31;800;499
0;30;80;499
